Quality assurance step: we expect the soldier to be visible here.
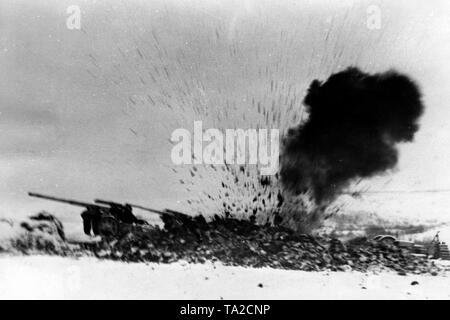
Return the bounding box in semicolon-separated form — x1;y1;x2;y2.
123;204;137;223
81;206;101;236
108;203;134;224
122;205;148;225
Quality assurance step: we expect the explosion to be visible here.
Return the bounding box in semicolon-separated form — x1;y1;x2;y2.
279;67;424;231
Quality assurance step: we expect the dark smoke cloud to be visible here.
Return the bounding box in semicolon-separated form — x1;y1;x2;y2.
281;67;424;204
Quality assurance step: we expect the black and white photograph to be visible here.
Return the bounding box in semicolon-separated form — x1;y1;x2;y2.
1;0;450;303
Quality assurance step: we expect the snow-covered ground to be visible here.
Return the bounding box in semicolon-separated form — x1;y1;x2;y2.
0;255;449;299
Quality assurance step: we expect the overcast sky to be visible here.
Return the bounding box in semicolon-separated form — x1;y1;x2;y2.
1;0;450;224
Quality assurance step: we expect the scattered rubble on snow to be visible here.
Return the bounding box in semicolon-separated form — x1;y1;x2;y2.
1;212;443;276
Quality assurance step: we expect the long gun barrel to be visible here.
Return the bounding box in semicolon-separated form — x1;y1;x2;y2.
127;203;169;216
129;203;171;216
94;199;124;207
95;199;186;219
94;199;169;216
28;192;108;209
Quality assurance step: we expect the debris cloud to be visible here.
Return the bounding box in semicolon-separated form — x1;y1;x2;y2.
281;67;425;205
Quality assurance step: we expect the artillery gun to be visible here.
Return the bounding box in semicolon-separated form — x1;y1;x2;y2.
28;192;129;237
94;199;200;233
28;192;204;240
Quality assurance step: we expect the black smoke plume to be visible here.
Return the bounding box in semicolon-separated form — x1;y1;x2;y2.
281;67;424;204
